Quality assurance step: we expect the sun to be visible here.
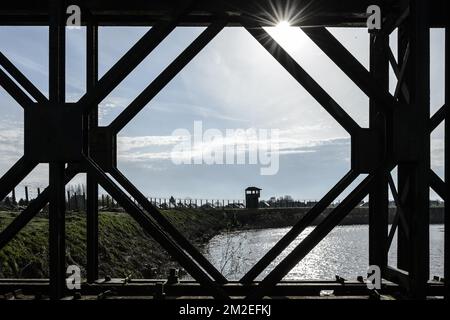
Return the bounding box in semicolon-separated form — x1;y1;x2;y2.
276;20;291;30
267;20;302;52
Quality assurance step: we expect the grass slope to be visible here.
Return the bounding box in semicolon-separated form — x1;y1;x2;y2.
0;209;227;279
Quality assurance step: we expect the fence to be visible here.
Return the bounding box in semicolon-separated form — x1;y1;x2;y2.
2;186;356;211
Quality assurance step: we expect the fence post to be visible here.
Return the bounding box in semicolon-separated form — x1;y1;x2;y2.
24;186;29;204
11;188;16;205
67;190;71;211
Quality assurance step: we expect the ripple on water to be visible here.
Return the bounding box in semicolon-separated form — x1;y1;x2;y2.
204;225;444;281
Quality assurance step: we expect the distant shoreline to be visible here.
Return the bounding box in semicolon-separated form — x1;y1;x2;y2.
215;207;445;230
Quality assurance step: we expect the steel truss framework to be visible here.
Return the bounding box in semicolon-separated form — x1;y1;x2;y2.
0;0;448;300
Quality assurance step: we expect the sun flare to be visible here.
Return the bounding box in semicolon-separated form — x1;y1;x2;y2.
268;20;304;52
276;20;291;30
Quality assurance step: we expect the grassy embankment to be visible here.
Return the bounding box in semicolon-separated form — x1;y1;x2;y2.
0;209;228;279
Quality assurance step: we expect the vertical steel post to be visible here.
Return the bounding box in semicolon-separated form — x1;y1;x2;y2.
411;0;430;298
86;18;99;284
396;21;411;272
445;5;449;300
48;0;67;300
403;0;431;298
368;29;389;270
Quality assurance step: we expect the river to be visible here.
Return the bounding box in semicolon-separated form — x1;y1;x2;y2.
204;224;445;280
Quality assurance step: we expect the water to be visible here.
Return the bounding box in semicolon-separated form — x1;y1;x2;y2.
204;225;445;281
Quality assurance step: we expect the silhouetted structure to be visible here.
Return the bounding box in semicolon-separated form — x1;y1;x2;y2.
245;187;261;209
0;0;447;300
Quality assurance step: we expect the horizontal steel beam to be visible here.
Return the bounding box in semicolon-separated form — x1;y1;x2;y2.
0;0;446;27
0;279;445;297
0;0;388;27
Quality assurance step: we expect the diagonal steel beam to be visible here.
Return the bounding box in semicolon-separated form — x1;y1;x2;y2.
430;104;446;133
388;48;409;101
0;68;34;109
110;167;228;284
0;188;51;251
386;172;411;250
0;166;78;251
240;170;359;284
301;27;398;111
110;19;227;133
393;43;410;102
388;45;411;103
241;20;360;135
430;169;446;201
387;173;410;244
0;156;37;202
0;52;47;104
246;173;375;299
387;205;400;250
83;155;229;299
383;266;410;290
77;3;194;114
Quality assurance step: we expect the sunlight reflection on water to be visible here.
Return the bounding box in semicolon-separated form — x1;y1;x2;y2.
204;225;444;281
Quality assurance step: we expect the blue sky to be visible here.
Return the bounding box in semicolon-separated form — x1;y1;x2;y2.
0;26;445;201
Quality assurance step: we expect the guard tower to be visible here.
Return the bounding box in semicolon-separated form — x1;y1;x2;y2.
245;187;261;209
